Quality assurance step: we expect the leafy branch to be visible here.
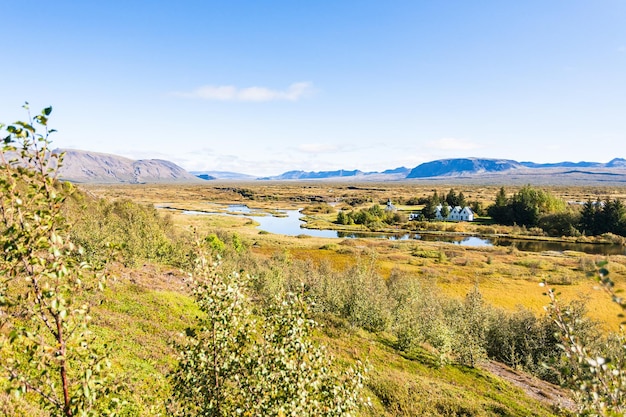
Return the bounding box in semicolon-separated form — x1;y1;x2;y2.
0;104;119;416
544;261;626;416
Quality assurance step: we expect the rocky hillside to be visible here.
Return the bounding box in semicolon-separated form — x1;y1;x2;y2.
55;149;201;184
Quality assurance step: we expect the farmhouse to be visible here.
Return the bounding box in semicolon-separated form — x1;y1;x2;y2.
436;205;474;221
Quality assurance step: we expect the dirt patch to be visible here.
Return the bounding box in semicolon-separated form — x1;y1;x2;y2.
110;262;188;293
482;360;576;413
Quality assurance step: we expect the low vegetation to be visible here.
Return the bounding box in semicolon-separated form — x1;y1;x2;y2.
545;265;626;415
3;107;626;416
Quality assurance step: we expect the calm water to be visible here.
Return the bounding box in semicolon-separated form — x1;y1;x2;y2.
183;207;338;238
182;206;626;255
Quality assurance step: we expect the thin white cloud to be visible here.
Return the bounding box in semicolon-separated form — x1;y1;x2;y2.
427;137;481;151
173;82;314;102
297;143;339;153
618;46;626;53
291;142;383;155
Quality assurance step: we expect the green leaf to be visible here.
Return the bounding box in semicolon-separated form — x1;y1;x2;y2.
43;106;52;116
8;329;19;343
15;121;35;133
34;115;48;126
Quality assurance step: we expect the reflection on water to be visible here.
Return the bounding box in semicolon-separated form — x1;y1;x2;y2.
183;207;337;238
252;210;337;238
227;204;252;213
491;238;625;255
181;206;625;255
455;236;493;247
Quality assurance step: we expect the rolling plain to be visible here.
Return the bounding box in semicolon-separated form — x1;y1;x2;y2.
86;181;626;329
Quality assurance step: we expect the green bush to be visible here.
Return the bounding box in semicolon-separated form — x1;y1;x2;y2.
545;265;626;415
485;308;561;382
67;196;192;268
171;244;367;416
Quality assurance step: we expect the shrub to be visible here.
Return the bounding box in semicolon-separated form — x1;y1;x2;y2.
0;105;119;416
485;308;560;381
450;285;489;367
340;255;392;332
67;196;192;268
171;243;367;416
545;264;626;415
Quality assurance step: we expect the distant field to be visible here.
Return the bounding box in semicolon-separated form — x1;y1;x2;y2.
84;180;626;206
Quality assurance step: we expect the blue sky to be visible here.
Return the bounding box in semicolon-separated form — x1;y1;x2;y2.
2;1;625;176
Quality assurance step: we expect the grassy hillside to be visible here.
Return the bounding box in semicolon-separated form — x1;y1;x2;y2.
80;266;572;416
3;110;623;415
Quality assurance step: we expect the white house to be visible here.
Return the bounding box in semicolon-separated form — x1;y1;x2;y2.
435;205;474;222
409;212;421;220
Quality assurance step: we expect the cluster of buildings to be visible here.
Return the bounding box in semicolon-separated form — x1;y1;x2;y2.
383;198;474;222
408;204;474;222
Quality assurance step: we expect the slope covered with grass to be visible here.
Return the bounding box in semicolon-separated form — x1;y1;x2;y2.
86;264;570;416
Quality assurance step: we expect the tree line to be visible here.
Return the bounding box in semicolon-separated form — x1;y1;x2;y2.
336;203;404;229
416;189;486;220
488;186;626;237
344;186;626;238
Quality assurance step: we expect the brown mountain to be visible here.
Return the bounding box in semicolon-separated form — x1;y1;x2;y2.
54;149;201;184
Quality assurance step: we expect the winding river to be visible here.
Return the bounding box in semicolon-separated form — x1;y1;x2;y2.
182;205;626;256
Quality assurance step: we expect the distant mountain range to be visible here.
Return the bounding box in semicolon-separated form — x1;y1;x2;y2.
519;158;626;169
406;158;520;178
190;170;257;180
261;158;626;182
24;149;626;184
258;167;411;181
